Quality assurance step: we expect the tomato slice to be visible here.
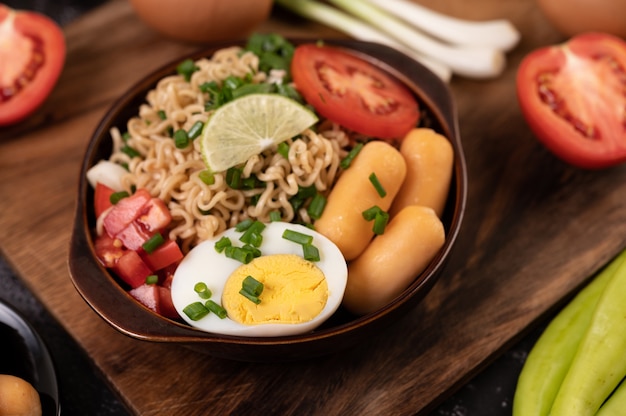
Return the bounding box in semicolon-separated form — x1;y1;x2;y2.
516;32;626;169
0;5;65;126
291;43;420;140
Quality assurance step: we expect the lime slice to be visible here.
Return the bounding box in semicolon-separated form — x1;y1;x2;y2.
200;93;318;172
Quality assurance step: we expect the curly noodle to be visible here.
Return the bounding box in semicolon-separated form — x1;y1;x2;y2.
107;47;351;252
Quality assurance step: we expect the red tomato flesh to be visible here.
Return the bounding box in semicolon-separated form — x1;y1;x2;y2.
113;250;153;289
103;189;152;236
129;284;180;320
291;44;420;140
516;32;626;169
140;240;183;271
0;5;65;126
94;182;115;218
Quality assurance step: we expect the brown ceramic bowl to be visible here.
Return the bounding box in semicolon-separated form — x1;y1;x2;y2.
68;38;467;362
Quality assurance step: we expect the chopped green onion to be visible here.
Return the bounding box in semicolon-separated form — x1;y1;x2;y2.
109;191;129;205
241;175;263;190
244;33;295;79
307;193;327;220
157;110;167;120
205;300;227;319
242;275;264;297
121;144;140;158
289;184;317;211
369;172;387;197
142;233;165;254
224;246;254;264
277;142;290;159
173;129;190;149
200;80;218;93
226;167;243;189
242;244;262;259
177;59;199;82
214;236;232;253
183;302;209;321
269;210;282;222
302;243;321;262
122;132;131;142
145;275;159;285
194;282;212;299
340;142;364;169
199;170;215;185
239;221;266;247
235;218;255;232
239;289;261;304
362;205;383;221
373;211;390;235
282;229;313;245
187;121;204;140
240;231;263;247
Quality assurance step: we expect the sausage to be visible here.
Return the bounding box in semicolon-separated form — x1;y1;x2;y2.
389;128;453;218
314;140;406;260
342;205;445;315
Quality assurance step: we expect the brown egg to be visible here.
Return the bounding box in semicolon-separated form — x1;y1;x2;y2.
536;0;626;38
128;0;273;43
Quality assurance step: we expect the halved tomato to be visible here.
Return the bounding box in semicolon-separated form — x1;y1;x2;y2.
516;32;626;169
0;5;66;126
291;43;420;140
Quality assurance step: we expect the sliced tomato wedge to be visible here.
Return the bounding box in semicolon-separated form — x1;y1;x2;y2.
291;43;420;140
0;5;66;126
516;32;626;169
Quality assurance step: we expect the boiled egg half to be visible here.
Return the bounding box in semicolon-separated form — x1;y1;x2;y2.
170;221;347;337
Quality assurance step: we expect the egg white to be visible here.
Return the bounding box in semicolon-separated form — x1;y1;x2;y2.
171;222;347;337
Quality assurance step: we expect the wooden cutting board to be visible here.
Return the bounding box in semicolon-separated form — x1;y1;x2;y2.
2;0;625;414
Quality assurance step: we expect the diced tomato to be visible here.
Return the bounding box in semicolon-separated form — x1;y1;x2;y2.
93;233;124;268
116;221;154;251
103;189;152;237
160;264;177;289
137;198;172;232
157;286;180;319
94;182;115;218
113;250;152;288
140;239;183;271
129;284;180;320
129;284;158;312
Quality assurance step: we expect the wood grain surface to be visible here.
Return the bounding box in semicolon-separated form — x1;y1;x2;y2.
1;0;626;414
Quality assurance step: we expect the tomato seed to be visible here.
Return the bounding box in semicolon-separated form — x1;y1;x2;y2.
0;35;45;103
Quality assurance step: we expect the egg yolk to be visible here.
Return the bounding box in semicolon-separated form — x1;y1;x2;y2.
222;254;329;325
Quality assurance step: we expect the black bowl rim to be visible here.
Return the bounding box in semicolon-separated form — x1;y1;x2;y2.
68;37;467;359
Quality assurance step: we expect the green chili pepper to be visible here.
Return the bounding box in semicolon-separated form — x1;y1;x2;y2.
548;249;626;415
597;378;626;415
512;249;626;416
